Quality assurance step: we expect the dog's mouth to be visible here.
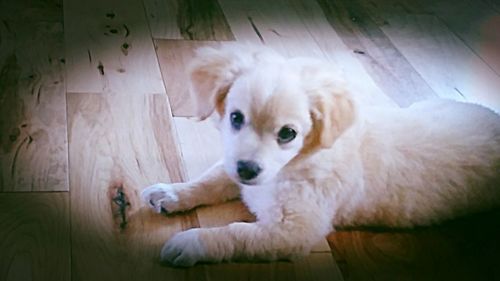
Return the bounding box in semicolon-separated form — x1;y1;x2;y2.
237;178;260;186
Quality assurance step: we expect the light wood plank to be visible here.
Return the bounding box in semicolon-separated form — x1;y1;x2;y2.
381;15;500;112
0;192;70;281
67;92;206;280
315;0;437;107
143;0;235;40
0;21;68;191
218;0;396;108
155;40;222;116
64;0;165;94
174;117;222;179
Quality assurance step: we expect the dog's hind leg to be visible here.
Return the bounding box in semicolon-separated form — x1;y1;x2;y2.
141;161;239;214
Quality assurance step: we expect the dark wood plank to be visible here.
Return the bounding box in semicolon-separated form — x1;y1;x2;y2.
203;253;343;281
316;0;438;107
359;0;500;76
381;14;500;111
350;0;500;111
67;92;205;280
483;0;500;12
0;0;62;22
144;0;235;40
422;0;500;75
0;20;68;192
0;192;70;281
328;210;500;281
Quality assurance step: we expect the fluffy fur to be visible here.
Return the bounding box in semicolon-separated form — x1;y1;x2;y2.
141;44;500;266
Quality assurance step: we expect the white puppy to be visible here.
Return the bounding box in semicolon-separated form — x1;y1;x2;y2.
142;44;500;267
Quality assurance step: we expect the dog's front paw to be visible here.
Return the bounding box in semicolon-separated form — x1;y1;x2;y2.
141;183;181;213
161;228;206;267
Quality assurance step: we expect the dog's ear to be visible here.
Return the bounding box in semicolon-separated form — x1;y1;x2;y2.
301;64;356;151
189;45;254;120
308;91;356;148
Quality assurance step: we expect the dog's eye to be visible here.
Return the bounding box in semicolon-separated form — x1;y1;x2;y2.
277;126;297;144
230;110;245;130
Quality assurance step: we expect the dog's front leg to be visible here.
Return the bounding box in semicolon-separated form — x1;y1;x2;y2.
141;161;239;213
161;213;330;266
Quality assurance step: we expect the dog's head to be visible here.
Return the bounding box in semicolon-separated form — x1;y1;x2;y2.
189;44;356;185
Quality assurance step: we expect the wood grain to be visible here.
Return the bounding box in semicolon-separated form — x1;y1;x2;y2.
218;0;396;107
423;0;500;75
155;40;222;117
67;92;204;280
64;0;165;94
381;15;500;112
316;0;437;107
143;0;235;40
202;253;343;281
328;210;500;281
360;0;500;76
356;0;500;109
0;192;70;281
0;20;68;191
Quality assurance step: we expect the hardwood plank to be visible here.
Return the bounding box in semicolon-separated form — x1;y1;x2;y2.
0;21;68;192
64;0;165;94
316;0;437;107
361;0;500;77
328;230;463;281
0;0;62;22
155;40;222;117
381;15;500;112
142;0;184;40
294;253;344;281
328;210;500;281
67;92;206;280
356;0;500;102
218;0;396;107
0;192;70;281
423;0;500;75
143;0;235;40
203;253;343;281
173;117;222;179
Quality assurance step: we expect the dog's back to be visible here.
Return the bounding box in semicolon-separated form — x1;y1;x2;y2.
339;99;500;227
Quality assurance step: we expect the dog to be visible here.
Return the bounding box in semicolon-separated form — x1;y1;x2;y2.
141;44;500;267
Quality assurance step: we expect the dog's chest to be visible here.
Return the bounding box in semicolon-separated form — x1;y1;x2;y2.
240;184;283;224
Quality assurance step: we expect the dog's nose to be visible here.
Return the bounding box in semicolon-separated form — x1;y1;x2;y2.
237;160;262;181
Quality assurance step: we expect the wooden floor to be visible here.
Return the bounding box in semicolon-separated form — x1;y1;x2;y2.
1;0;499;280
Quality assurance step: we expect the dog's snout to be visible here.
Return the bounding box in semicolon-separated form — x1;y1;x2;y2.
237;160;262;181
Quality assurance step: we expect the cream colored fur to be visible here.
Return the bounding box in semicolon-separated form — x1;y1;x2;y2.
141;43;500;266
